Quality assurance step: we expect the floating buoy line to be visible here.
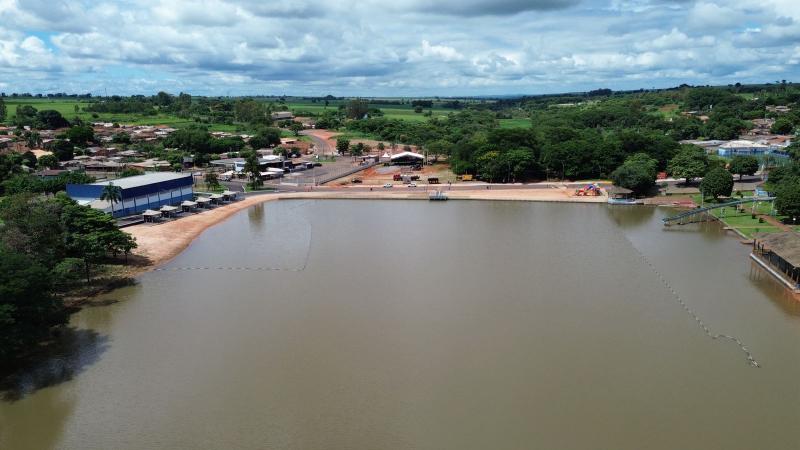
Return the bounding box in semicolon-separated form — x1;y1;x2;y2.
620;232;760;368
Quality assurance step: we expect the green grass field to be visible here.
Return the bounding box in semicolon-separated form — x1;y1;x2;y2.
3;98;245;132
3;97;532;130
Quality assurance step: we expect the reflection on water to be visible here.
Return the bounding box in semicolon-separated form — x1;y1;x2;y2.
749;262;800;317
0;328;109;402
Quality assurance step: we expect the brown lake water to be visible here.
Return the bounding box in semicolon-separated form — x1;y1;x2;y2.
1;200;799;450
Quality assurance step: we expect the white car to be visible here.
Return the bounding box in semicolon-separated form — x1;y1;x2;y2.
383;183;393;188
407;182;417;187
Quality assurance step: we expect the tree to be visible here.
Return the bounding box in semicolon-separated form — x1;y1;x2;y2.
351;142;365;156
14;104;38;126
0;97;6;122
728;155;759;180
26;131;42;149
35;110;70;129
610;153;658;195
345;99;370;119
37;154;59;169
248;128;281;149
0;246;67;365
100;182;123;216
667;145;708;184
66;125;94;146
205;172;220;189
774;177;800;220
700;167;734;200
771;117;795;134
112;132;132;144
336;138;350;155
287;121;302;137
50;139;75;161
243;151;262;189
20;151;37;168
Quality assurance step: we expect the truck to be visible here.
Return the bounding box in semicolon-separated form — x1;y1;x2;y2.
427;177;440;184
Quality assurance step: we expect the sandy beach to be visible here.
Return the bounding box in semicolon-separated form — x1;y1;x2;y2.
125;188;606;269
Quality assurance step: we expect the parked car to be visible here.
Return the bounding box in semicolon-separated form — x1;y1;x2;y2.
383;183;393;188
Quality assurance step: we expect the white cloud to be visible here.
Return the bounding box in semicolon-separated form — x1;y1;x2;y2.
407;41;465;62
0;0;798;95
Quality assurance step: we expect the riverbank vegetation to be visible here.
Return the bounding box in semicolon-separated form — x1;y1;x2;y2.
0;187;138;367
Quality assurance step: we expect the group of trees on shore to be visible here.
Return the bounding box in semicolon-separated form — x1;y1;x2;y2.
0;191;137;366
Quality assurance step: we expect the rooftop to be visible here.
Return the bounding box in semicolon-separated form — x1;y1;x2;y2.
721;140;770;148
753;232;800;267
90;172;191;189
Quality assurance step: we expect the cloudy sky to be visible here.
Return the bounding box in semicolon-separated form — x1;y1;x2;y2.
0;0;799;96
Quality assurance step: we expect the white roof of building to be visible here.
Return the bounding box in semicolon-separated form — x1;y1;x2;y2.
390;151;424;160
90;172;191;189
721;140;770;148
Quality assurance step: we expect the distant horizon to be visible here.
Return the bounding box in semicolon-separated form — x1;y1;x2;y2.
1;1;799;96
1;79;797;100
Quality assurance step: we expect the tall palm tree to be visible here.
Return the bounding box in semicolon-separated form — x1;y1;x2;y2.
100;182;123;217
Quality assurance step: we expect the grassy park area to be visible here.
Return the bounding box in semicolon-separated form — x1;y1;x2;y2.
690;192;790;238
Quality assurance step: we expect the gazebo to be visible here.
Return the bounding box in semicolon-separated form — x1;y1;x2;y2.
181;200;198;212
160;205;179;218
607;186;635;204
195;197;212;208
142;209;161;223
209;194;224;204
222;190;239;201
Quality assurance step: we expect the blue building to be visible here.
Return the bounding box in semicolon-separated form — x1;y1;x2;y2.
66;172;194;218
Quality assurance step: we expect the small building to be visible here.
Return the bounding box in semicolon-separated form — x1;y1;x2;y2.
752;232;800;291
718;140;770;157
66;172;194;218
271;111;294;121
390;151;425;165
210;155;288;174
607;186;636;204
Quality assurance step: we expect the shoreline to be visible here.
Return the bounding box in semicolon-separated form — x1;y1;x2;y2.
125;188;606;271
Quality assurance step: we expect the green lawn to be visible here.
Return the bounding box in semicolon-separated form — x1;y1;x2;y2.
499;118;532;129
690;193;784;238
3;98;251;132
284;100;451;122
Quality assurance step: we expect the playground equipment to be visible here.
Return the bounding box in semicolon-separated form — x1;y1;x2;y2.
575;184;601;196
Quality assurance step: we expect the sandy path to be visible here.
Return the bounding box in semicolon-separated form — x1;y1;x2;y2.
125;189;607;270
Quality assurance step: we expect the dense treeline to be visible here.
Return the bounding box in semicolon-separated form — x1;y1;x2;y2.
0;192;137;366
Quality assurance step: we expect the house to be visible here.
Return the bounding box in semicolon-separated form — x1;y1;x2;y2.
271;111;294;121
766;105;791;114
129;158;172;171
35;169;69;179
66;172;194;218
750;118;775;135
210;155;289;173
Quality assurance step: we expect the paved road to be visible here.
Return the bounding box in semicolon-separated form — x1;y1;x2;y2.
300;130;332;155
